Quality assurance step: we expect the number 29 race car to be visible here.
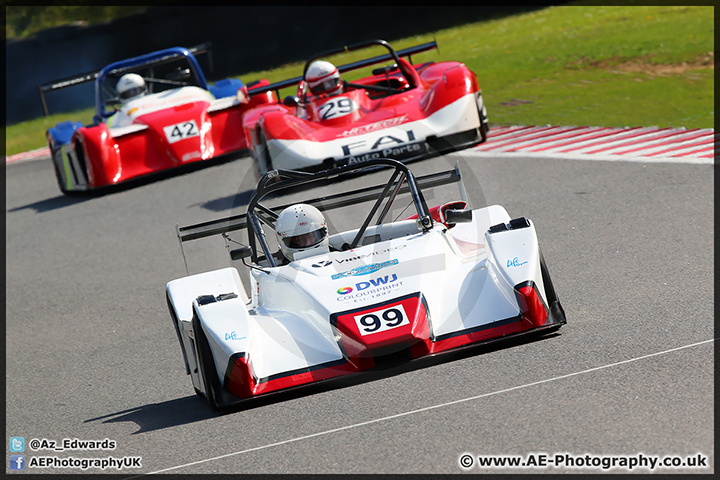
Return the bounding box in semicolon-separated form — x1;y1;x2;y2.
44;44;276;194
166;159;566;409
242;39;489;177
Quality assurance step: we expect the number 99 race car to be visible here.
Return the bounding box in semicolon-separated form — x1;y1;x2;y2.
44;44;276;194
166;159;566;409
242;39;489;177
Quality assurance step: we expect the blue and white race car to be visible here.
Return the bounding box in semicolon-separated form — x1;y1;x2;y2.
166;158;566;409
43;43;276;194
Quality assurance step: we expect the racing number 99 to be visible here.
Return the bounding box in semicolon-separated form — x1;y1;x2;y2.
354;305;409;335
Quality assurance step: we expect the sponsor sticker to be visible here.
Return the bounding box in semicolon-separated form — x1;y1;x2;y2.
338;115;407;137
163;120;200;144
331;259;398;280
507;257;528;267
339;129;429;164
336;274;402;302
354;304;409;335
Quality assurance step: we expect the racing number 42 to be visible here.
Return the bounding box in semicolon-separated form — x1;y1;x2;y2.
354;304;409;335
164;120;200;144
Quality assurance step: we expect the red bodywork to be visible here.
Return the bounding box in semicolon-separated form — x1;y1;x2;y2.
224;286;552;399
242;60;480;146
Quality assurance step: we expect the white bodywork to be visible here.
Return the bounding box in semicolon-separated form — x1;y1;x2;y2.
166;204;550;398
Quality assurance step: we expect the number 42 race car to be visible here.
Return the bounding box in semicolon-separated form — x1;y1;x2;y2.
44;44;276;194
166;159;566;409
242;39;489;177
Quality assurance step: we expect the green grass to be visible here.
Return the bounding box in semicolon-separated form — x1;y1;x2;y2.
6;4;713;156
5;6;149;39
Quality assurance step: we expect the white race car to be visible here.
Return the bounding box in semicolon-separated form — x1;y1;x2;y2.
166;159;566;409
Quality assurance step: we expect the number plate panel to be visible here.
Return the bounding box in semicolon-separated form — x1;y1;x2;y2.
163;120;200;144
318;96;357;121
354;304;409;336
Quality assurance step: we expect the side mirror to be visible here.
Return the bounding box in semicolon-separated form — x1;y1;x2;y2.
283;95;300;107
416;215;433;231
230;246;252;261
167;68;192;81
444;209;472;225
372;64;398;76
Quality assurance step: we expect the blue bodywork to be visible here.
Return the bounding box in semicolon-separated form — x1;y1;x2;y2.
208;78;245;99
47;120;83;149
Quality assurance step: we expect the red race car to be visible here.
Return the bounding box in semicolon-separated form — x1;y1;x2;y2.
242;39;489;177
45;44;276;194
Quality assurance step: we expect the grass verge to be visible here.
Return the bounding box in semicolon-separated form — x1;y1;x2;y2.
6;4;713;156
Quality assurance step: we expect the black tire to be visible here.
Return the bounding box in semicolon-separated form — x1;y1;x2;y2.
539;249;558;305
166;293;191;376
51;140;89;196
476;92;489;143
51;150;70;195
191;312;222;410
539;249;566;325
479;118;489;143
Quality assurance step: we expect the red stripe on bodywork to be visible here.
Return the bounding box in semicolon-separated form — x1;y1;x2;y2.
225;285;554;399
517;285;548;328
226;355;360;398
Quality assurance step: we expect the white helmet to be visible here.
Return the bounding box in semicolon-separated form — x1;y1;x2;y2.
306;60;343;96
116;73;146;103
275;204;329;261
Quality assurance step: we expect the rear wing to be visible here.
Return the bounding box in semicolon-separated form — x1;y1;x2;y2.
37;42;213;116
176;160;465;273
248;40;438;100
176;159;468;275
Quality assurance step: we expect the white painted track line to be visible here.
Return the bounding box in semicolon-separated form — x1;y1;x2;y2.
126;338;713;476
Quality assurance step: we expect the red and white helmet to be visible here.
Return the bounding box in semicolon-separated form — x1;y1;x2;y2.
116;73;147;103
306;60;343;96
275;204;329;261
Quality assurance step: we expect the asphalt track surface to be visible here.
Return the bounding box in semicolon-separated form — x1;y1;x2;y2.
5;145;714;475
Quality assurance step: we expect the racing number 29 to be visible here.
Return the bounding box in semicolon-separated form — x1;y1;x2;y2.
354;305;409;335
319;97;355;121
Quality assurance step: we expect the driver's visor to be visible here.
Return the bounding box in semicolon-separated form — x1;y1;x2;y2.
282;227;326;249
309;77;341;95
119;86;146;100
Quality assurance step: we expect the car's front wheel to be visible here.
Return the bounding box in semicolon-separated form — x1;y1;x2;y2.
51;148;70;195
191;313;223;410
